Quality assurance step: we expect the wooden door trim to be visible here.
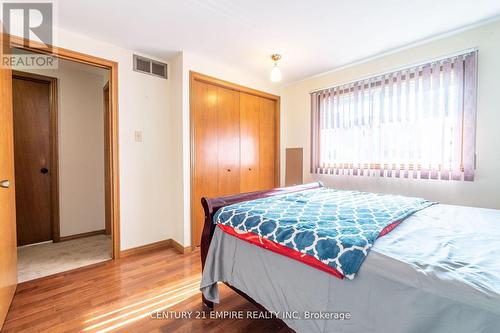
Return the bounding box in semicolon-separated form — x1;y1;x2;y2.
190;71;280;101
12;70;60;243
274;97;281;187
8;34;121;259
189;71;281;246
103;82;111;236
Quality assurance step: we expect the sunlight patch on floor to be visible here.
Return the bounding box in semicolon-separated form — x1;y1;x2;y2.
82;275;202;332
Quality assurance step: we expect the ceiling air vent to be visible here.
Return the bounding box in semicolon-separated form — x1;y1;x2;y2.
133;55;168;79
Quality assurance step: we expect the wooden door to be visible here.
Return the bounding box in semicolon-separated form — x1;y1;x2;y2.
12;75;52;246
259;97;277;190
239;93;260;192
0;34;18;330
192;81;219;246
216;86;240;196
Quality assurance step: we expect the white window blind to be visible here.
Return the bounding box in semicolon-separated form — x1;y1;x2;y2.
310;50;478;181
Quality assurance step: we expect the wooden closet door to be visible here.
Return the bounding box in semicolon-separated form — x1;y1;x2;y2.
192;81;219;246
191;72;280;247
239;93;260;192
216;87;240;196
259;97;277;190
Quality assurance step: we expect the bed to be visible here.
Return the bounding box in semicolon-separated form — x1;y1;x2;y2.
199;182;500;333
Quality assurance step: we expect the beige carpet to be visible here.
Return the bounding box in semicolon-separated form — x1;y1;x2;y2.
17;234;112;283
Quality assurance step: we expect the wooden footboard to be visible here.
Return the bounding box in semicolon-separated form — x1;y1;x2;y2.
199;182;324;309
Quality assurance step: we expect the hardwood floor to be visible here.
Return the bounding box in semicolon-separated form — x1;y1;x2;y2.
3;248;294;332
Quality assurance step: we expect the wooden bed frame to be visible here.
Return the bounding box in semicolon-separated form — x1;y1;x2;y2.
200;182;324;309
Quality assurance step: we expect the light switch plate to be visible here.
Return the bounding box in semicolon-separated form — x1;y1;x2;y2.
134;130;143;142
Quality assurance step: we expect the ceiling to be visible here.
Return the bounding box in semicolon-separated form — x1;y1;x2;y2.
54;0;500;83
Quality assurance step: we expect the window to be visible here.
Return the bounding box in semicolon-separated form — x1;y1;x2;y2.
310;51;478;181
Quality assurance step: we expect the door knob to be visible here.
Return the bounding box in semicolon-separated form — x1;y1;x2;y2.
0;180;10;189
40;167;49;174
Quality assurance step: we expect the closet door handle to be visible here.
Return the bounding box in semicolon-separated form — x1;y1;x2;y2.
0;180;10;189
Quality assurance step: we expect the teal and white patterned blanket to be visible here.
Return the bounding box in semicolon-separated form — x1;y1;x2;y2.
214;187;435;279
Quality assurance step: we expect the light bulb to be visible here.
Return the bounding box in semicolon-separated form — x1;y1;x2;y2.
270;64;282;82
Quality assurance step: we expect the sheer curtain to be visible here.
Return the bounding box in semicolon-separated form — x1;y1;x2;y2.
310;51;477;181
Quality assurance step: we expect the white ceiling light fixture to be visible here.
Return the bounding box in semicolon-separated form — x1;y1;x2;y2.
270;54;282;82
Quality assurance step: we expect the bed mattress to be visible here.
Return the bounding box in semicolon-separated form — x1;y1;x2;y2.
200;204;500;333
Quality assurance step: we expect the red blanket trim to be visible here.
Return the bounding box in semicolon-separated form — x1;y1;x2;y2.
217;224;345;279
378;220;402;238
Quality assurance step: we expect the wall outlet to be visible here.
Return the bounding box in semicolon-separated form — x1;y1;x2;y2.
134;130;143;142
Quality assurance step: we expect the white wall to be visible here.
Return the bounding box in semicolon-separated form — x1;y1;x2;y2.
37;27;173;250
56;62;107;237
282;19;500;209
169;51;283;246
18;60;108;237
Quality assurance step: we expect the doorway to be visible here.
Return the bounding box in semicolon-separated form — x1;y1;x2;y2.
4;37;120;286
8;35;120;258
12;55;115;282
